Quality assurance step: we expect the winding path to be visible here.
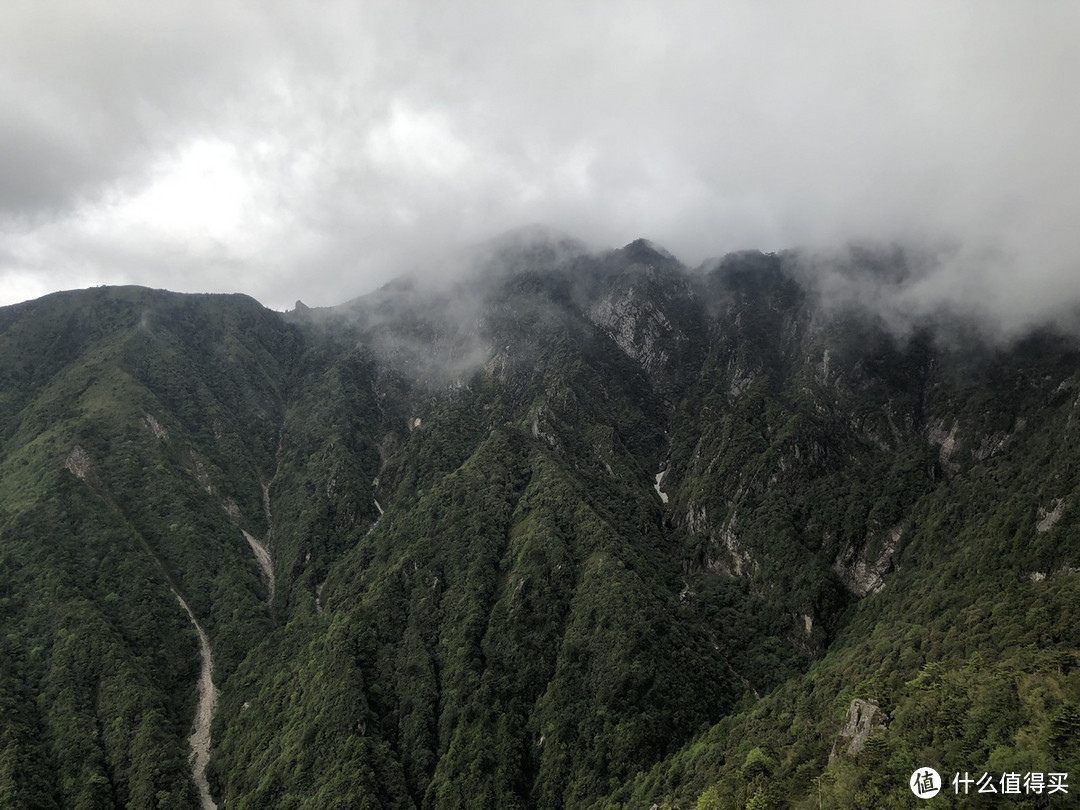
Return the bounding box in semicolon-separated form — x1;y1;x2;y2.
169;587;218;810
66;443;219;807
241;529;275;603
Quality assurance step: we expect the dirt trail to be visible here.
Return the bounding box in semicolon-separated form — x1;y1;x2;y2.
252;479;278;603
169;587;218;810
241;529;275;603
261;480;275;527
65;445;218;807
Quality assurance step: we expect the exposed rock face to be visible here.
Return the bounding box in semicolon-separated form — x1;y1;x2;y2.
590;290;677;379
1037;499;1064;533
686;502;709;535
727;365;757;399
927;418;960;474
190;449;214;495
64;445;91;481
714;527;755;578
529;403;560;450
972;431;1011;461
684;501;757;578
833;525;901;597
586;255;695;384
144;412;169;440
1030;566;1079;582
833;698;887;758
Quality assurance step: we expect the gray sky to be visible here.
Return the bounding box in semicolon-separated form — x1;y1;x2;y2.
2;1;1078;328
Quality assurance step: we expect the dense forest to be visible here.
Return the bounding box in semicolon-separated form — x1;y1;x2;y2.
1;234;1077;808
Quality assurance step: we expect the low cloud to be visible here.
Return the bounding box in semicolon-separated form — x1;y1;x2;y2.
1;1;1078;331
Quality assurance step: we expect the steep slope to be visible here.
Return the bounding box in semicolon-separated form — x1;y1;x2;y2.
2;236;1079;808
0;288;290;807
211;244;747;808
602;285;1080;808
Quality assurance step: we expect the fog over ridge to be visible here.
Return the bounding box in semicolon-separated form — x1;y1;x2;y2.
0;1;1076;335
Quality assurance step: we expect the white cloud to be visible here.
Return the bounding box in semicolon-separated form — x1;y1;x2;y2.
88;139;252;243
1;0;1078;323
366;103;473;180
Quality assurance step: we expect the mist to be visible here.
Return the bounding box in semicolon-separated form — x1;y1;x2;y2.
1;1;1078;335
783;239;1080;343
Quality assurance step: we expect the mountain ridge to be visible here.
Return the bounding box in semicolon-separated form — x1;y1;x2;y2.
1;237;1078;808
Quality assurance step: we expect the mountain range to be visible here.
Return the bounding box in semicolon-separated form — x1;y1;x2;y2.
1;231;1078;808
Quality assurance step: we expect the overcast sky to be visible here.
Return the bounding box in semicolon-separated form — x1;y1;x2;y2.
2;1;1078;328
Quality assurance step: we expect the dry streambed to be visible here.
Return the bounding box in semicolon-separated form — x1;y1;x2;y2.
169;587;218;810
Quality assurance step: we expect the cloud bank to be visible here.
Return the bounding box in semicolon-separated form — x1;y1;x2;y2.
1;1;1078;329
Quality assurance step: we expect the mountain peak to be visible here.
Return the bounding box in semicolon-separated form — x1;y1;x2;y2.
619;238;680;268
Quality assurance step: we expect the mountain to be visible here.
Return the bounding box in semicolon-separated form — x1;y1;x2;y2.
1;234;1078;809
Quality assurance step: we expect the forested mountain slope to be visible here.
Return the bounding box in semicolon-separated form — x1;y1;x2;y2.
1;235;1077;808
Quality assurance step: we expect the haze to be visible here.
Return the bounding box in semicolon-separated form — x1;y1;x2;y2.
2;1;1078;334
